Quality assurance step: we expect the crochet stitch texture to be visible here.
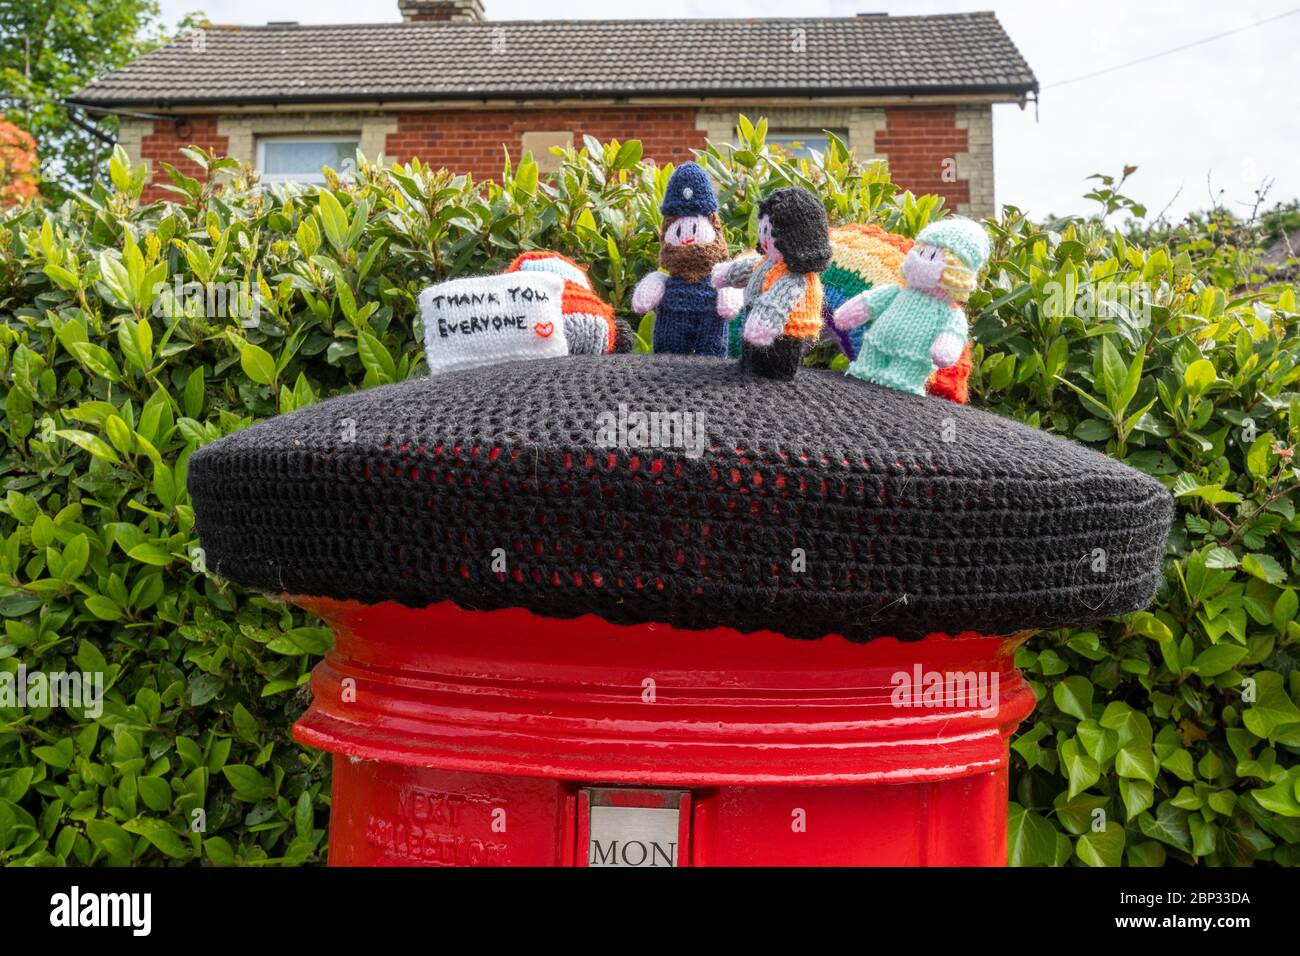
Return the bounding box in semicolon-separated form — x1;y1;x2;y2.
189;355;1173;642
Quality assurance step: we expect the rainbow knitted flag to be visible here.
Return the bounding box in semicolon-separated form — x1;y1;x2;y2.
820;224;913;358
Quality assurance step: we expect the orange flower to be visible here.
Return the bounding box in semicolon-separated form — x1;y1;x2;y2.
0;120;40;207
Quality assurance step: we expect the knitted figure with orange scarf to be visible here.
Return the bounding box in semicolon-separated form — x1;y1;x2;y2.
709;187;832;380
821;224;974;403
832;217;989;396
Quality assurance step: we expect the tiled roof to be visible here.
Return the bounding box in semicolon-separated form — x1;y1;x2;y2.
71;14;1037;108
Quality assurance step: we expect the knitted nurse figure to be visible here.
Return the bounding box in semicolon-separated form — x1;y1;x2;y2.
832;217;990;395
630;162;742;357
709;187;832;380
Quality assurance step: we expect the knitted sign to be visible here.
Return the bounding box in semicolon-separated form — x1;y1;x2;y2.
419;273;568;376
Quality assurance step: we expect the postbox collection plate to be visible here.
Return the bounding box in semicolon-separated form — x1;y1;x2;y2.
577;788;691;867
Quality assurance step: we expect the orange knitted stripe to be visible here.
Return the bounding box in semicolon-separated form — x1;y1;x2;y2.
828;224;912;289
829;223;914;257
762;263;824;339
562;283;617;351
785;275;824;339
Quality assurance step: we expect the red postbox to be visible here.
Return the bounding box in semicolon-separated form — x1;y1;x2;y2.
292;599;1035;866
188;355;1173;867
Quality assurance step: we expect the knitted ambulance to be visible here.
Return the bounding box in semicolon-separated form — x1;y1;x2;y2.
505;251;633;355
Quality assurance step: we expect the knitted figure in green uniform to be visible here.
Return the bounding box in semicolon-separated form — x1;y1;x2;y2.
832;217;990;396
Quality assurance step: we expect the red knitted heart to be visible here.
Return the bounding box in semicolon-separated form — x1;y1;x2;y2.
533;321;554;339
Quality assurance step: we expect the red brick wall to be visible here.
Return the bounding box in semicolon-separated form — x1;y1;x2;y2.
139;117;228;203
131;107;976;208
875;107;970;209
385;108;705;180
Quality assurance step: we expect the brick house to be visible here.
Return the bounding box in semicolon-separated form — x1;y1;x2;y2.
70;3;1037;215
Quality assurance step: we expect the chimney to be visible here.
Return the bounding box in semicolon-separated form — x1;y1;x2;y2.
399;0;484;21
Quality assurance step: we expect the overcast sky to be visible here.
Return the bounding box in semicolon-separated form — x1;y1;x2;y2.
154;0;1300;222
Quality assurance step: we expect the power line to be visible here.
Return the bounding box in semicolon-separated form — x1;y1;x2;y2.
1043;6;1300;90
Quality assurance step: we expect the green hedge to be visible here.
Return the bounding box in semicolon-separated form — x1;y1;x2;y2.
0;120;1297;866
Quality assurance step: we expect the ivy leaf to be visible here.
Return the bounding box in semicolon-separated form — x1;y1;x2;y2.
1127;841;1167;867
1242;672;1300;740
1119;778;1154;820
1116;743;1159;783
1252;771;1300;817
1008;802;1058;867
1076;720;1119;763
1052;676;1094;721
1075;821;1126;867
1064;748;1101;799
1138;803;1192;852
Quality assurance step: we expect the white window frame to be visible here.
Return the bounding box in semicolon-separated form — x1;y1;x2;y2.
256;134;360;186
765;129;847;159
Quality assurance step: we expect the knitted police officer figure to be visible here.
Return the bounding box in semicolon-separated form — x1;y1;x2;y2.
710;187;832;380
631;162;742;357
833;217;990;395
